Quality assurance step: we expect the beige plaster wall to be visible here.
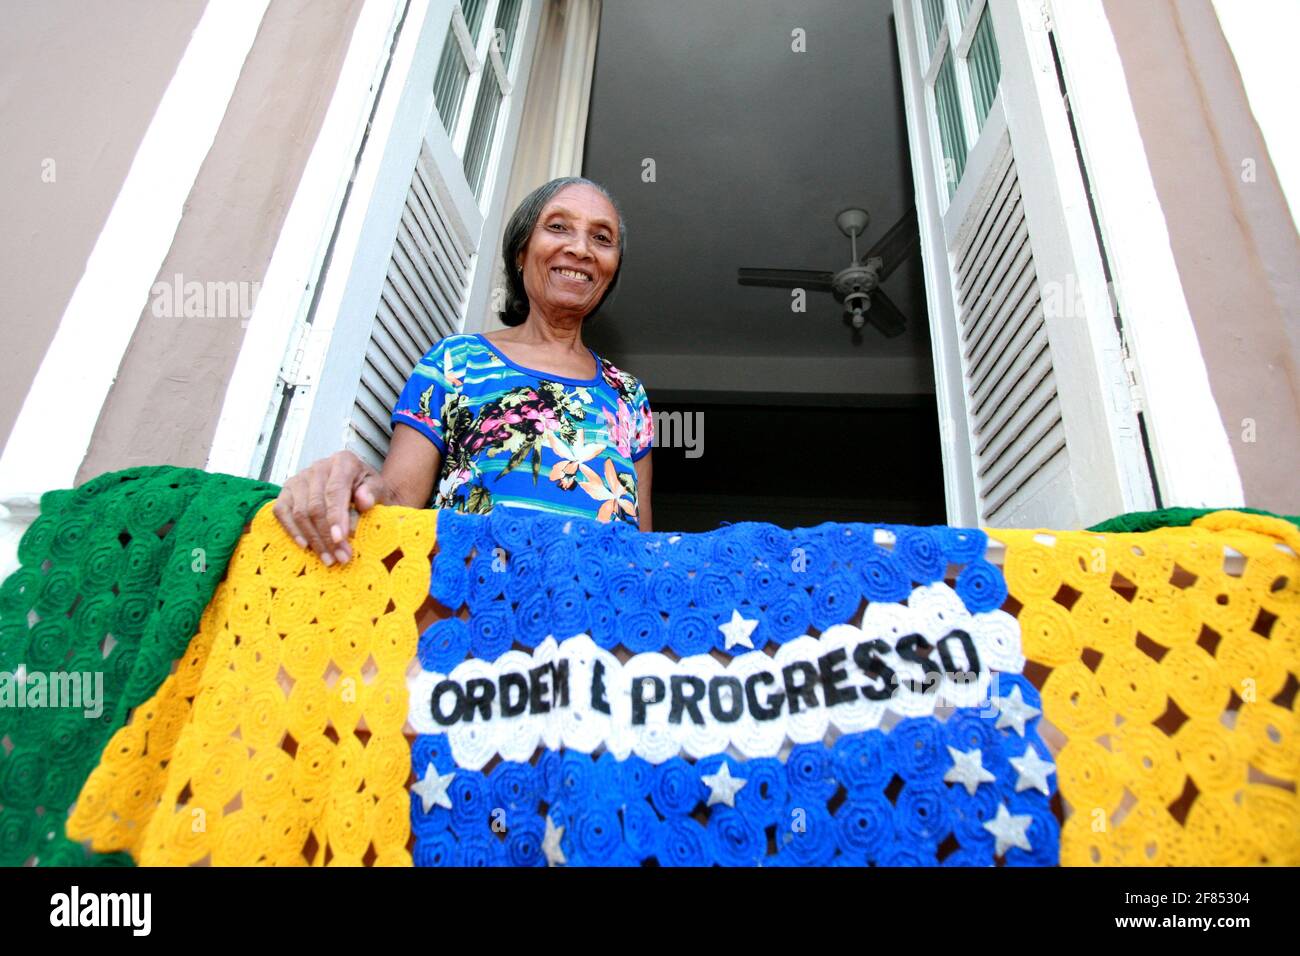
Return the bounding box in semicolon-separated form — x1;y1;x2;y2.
0;0;209;451
77;0;366;482
1103;0;1300;513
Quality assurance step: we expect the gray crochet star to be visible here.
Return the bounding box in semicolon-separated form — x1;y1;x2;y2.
718;609;759;651
1010;745;1056;796
993;685;1040;737
411;763;455;813
983;802;1034;857
542;814;567;867
701;762;748;807
943;745;997;796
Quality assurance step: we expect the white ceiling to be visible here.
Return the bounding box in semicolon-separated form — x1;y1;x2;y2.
581;0;933;390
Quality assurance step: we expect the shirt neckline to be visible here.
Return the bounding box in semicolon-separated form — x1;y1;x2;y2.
474;332;604;387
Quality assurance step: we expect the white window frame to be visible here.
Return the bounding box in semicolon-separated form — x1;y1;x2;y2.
898;0;1163;526
916;0;999;211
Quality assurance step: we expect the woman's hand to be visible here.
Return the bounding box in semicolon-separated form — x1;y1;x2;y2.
272;450;392;566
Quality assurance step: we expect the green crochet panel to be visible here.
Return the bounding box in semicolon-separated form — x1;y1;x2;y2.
1086;505;1300;534
0;465;279;866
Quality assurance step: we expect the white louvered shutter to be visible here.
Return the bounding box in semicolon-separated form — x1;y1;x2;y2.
895;0;1154;527
952;146;1069;523
347;145;472;469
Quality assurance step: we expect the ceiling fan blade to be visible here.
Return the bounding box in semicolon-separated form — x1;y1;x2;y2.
867;288;908;337
862;206;920;279
737;267;835;292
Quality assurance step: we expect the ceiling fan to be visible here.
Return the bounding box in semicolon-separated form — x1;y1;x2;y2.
737;206;920;342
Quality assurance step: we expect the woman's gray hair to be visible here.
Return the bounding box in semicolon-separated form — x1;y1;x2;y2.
499;176;626;327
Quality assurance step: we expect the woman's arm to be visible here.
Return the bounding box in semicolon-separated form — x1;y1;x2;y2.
382;423;441;510
635;450;653;532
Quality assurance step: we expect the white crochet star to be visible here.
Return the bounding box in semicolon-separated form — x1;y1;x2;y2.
701;762;748;807
717;609;759;651
1010;745;1056;796
993;685;1040;737
542;814;567;867
411;763;455;813
943;745;997;796
983;802;1034;857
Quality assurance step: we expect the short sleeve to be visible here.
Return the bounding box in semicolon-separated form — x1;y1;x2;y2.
391;337;455;453
630;378;654;462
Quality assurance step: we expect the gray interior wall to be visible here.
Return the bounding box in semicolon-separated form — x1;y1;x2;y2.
0;0;210;452
1104;0;1300;513
76;0;366;483
578;0;932;396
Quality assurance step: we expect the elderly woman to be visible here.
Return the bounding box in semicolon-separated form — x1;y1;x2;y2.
273;177;654;565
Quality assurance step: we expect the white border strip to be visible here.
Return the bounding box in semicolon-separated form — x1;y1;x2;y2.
206;0;408;479
1046;0;1243;507
0;1;269;501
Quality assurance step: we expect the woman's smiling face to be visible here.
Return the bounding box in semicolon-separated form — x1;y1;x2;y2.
516;184;621;321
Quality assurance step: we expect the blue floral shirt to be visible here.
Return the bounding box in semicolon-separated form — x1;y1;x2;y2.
391;333;653;524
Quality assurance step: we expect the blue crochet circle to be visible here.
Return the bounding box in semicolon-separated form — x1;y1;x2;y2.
708;806;765;866
413;827;457;866
775;800;836;866
651;756;702;816
668;608;715;657
550;582;590;639
489;507;532;552
956;558;1008;613
734;757;788;828
658;817;712;867
834;793;895;859
894;781;952;847
587;597;619;650
429;553;469;608
617;608;665;654
418;617;470;673
786;743;839;803
857;547;912;603
889;717;948;782
809;570;862;631
940;526;988;565
761;590;812;645
832;731;891;794
489;760;540;814
647;565;692;612
469;601;515;660
620;798;663;860
894;527;947;584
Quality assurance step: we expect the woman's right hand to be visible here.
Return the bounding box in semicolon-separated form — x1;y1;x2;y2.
272;450;391;566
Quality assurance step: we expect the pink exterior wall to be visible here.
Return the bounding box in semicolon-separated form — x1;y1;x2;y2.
0;0;209;451
77;0;366;482
1104;0;1300;513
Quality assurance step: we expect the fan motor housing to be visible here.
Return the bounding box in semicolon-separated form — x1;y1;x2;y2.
830;257;883;304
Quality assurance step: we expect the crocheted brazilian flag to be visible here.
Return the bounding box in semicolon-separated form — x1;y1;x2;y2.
4;466;1298;867
409;510;1055;866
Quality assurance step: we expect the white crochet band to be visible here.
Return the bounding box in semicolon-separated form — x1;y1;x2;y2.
408;582;1024;769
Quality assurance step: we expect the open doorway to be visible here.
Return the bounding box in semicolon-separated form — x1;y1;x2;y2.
578;0;943;531
645;394;945;531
